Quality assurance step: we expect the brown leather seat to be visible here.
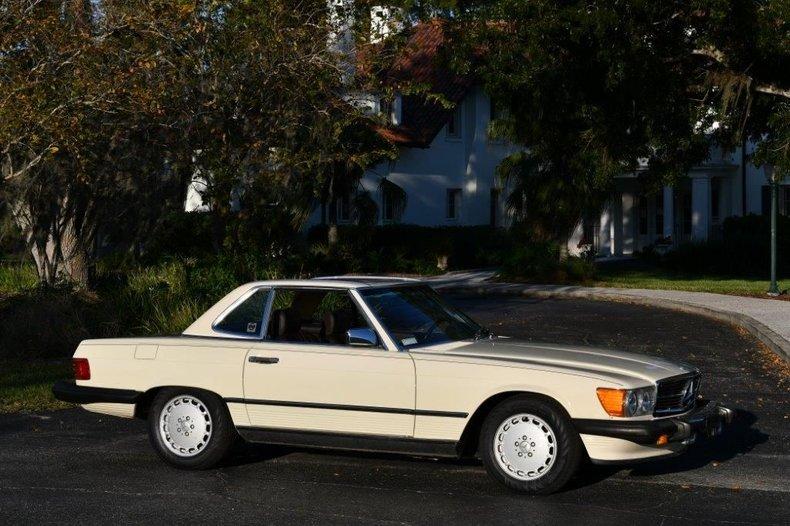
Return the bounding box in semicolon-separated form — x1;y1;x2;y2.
270;309;301;341
322;311;353;344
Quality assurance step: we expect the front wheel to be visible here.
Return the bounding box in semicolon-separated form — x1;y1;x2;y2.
148;388;237;470
480;395;583;494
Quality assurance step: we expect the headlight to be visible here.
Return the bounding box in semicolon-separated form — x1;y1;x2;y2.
596;386;656;417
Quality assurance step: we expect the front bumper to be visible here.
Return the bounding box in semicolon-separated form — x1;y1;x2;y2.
574;400;735;446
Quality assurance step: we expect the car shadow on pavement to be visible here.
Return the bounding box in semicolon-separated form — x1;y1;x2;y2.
219;408;768;492
568;408;768;489
223;441;293;466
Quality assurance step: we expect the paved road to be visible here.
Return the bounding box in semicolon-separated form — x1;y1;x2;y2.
1;296;788;525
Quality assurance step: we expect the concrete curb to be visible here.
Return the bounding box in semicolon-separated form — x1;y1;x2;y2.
438;283;790;364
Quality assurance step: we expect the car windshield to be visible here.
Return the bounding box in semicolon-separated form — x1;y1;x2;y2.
359;285;489;349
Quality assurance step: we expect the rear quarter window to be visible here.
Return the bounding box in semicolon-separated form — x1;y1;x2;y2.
214;288;271;337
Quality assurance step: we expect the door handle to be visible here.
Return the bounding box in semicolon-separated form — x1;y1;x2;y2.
248;356;279;364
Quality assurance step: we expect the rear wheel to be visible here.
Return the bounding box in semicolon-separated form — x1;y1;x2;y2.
148;388;236;469
480;395;583;494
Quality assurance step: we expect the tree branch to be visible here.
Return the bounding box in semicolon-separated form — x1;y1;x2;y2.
693;47;790;99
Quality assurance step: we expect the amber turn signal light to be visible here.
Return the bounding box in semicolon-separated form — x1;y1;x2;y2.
656;434;669;446
596;388;625;417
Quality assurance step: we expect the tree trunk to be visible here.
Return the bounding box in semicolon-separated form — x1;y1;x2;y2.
326;175;338;246
558;241;569;261
28;218;92;287
14;200;93;288
328;222;339;245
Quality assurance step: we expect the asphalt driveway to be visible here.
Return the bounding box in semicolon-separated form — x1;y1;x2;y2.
1;295;788;525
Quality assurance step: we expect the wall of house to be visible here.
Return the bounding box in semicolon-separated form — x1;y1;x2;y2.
359;87;518;227
567;142;790;258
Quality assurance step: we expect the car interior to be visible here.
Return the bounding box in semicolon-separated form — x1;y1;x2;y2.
267;289;369;345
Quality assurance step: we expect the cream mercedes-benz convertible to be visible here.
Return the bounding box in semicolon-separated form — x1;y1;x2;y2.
54;277;733;494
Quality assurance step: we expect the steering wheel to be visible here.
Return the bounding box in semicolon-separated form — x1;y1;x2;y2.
417;319;442;343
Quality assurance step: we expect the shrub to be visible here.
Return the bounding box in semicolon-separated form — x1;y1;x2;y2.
501;242;596;283
307;224;514;274
663;214;789;277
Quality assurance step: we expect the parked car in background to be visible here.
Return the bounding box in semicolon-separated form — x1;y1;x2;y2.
54;277;733;494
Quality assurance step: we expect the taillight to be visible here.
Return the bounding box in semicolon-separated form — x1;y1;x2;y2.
72;358;90;380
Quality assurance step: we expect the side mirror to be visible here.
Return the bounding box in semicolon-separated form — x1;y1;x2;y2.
346;327;378;347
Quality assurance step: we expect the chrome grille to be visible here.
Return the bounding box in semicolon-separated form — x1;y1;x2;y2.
654;372;700;416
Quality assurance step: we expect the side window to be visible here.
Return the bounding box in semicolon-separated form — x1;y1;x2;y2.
214;288;271;337
267;288;373;346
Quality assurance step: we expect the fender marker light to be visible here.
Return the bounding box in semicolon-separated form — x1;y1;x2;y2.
596;388;625;417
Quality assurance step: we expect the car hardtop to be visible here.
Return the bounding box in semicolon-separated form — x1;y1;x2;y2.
241;276;422;291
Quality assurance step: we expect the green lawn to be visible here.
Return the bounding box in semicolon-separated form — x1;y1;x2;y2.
0;360;73;413
593;268;789;297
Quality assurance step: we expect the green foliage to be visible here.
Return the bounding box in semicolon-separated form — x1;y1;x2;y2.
0;360;72;413
594;265;788;296
0;0;393;285
500;242;596;284
661;215;790;277
406;0;788;241
0;255;288;359
307;224;514;274
427;0;714;243
0;264;38;296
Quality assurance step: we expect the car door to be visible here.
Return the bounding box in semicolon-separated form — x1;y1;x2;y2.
243;287;416;437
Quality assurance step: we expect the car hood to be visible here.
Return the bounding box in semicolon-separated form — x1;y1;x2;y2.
425;338;697;386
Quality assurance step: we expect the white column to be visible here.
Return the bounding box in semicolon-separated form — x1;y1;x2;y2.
691;176;711;241
621;192;635;255
611;194;623;256
599;203;612;256
662;186;674;239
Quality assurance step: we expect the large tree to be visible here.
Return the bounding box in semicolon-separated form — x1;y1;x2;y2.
407;0;788;243
0;0;393;285
0;1;189;285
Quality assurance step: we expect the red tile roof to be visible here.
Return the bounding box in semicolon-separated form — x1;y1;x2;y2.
376;20;474;148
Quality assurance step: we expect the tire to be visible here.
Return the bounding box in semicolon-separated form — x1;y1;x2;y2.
479;395;583;494
147;388;237;470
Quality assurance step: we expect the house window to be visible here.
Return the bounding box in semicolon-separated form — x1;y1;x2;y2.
655;192;664;237
381;180;404;223
637;197;648;236
446;188;461;220
446;103;462;139
337;193;351;223
383;190;395;222
580;216;599;249
711;182;720;224
490;188;501;227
